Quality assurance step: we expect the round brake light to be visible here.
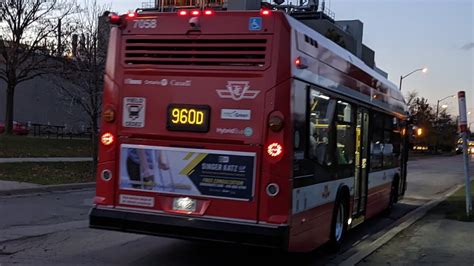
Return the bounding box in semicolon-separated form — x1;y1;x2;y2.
267;143;283;157
101;132;114;146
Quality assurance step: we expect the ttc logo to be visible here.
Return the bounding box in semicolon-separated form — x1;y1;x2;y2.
216;81;260;101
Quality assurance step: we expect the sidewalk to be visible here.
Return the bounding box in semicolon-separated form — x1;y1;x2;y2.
0;180;95;195
359;190;474;265
0;180;42;191
0;157;93;163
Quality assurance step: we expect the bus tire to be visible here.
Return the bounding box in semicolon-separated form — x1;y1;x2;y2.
327;190;348;252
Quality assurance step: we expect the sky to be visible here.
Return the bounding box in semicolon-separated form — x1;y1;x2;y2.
97;0;473;120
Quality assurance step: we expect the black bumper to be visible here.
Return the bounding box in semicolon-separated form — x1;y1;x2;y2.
89;207;289;249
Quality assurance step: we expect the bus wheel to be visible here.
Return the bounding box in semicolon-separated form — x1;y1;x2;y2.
327;194;348;251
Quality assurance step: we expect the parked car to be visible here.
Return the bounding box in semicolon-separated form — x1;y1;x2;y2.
0;121;30;135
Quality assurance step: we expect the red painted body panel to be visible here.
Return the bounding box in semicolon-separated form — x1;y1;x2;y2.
365;183;391;219
288;202;334;252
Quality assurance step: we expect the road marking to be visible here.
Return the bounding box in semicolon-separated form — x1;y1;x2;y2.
338;184;463;266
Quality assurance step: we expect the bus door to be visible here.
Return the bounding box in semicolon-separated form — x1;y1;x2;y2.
352;108;369;225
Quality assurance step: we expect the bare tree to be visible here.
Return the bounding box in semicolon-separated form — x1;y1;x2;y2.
0;0;77;135
54;0;110;169
405;90;418;107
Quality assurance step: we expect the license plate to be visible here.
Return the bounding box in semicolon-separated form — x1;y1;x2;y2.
172;197;197;212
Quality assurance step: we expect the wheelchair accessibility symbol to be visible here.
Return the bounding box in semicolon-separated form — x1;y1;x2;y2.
249;17;262;31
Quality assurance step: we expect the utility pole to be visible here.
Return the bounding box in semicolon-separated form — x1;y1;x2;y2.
458;91;472;217
57;18;62;56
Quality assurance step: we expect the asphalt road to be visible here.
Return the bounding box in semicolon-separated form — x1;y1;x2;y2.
0;155;470;265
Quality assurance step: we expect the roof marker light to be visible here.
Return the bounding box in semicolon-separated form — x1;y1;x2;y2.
191;10;200;16
261;9;271;16
204;10;214;15
295;56;308;69
179;10;188;16
127;12;137;18
108;13;121;25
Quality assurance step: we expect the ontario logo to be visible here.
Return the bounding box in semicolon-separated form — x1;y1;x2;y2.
216;81;260;101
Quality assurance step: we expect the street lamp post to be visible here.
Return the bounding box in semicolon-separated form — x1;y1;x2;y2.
399;67;428;91
435;95;455;153
436;95;455;119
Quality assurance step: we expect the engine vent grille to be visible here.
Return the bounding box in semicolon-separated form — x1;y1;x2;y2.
123;37;270;70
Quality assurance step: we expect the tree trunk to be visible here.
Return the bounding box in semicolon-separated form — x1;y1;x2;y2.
4;83;15;135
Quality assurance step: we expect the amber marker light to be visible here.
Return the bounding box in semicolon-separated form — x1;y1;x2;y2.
268;116;284;132
103;109;115;123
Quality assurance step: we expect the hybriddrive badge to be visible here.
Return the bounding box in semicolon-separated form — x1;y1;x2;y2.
123;97;146;128
220;109;251;120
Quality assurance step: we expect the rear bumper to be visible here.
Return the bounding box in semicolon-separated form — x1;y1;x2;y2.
89;207;289;249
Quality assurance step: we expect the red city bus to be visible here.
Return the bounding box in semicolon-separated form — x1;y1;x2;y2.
90;5;409;252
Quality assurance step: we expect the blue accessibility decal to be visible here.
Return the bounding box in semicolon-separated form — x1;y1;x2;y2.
249;17;262;31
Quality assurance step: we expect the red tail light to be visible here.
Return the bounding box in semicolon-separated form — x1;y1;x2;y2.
101;132;115;146
191;10;200;16
178;10;188;16
267;143;283;157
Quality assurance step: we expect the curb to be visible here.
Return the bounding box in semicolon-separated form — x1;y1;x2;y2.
338;184;463;266
0;182;96;196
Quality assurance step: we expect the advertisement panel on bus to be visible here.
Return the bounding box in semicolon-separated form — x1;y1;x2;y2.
119;145;256;200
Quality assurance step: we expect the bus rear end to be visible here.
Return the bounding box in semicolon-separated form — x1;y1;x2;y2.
90;10;293;249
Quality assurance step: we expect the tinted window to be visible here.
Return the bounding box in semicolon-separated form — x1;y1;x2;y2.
309;89;335;166
370;113;384;170
336;101;355;178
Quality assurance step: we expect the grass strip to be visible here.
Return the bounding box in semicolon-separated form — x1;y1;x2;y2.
0;135;92;158
0;162;94;185
430;181;474;222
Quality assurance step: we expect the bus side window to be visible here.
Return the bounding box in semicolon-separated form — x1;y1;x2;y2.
292;82;308;177
392;118;402;167
370;113;384;171
308;89;335;166
336;101;355;178
382;116;393;168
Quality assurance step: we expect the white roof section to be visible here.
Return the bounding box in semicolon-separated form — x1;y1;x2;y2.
285;13;405;104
